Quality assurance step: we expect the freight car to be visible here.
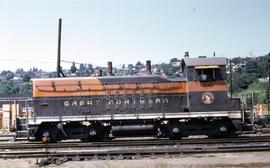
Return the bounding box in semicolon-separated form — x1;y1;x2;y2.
28;56;243;142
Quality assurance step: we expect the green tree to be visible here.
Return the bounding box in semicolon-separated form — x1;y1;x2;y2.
158;63;178;78
22;72;32;82
19;83;32;95
233;73;257;91
245;61;258;74
0;81;12;95
257;57;268;78
231;57;241;65
1;70;15;80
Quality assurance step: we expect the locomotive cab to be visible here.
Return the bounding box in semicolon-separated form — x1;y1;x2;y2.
183;57;243;137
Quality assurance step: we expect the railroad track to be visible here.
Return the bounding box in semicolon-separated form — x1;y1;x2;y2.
0;135;270;162
1;143;270;160
1;135;270;150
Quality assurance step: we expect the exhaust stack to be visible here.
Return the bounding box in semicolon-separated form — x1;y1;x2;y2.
146;60;152;75
107;61;113;76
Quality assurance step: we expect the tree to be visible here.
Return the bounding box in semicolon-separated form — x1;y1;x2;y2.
128;64;134;69
135;61;142;67
87;64;94;75
1;70;15;80
232;73;257;91
127;64;135;75
135;61;144;73
245;61;258;74
76;63;88;76
32;67;39;72
169;58;178;64
257;57;268;78
19;83;32;96
231;57;241;65
0;81;12;95
70;62;77;74
15;68;24;74
158;63;178;78
22;72;32;82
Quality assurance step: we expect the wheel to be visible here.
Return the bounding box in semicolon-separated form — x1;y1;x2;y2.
213;120;233;138
81;124;111;142
35;123;61;143
166;121;183;140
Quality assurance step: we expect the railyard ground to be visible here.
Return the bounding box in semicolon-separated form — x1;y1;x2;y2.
1;131;270;168
0;152;270;168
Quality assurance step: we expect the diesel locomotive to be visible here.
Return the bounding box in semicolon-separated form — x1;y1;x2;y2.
28;56;243;142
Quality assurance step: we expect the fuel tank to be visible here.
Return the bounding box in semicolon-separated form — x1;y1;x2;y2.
112;123;156;136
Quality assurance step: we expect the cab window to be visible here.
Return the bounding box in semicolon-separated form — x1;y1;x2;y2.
196;68;222;81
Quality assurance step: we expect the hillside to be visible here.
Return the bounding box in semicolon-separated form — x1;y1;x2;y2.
230;53;270;107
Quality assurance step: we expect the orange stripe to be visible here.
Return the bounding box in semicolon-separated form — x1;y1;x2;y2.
32;78;188;97
32;78;228;97
188;80;227;92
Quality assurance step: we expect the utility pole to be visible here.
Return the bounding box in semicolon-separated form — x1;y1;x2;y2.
267;57;270;115
57;18;62;77
56;18;65;77
229;59;233;98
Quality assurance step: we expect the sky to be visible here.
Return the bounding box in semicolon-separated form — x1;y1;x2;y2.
0;0;270;71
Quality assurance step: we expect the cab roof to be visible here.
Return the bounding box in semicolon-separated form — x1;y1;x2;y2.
184;57;227;67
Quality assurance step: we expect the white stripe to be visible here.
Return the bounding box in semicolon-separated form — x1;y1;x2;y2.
28;111;242;125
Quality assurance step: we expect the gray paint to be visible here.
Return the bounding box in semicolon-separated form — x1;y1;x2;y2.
34;93;188;117
189;91;240;112
98;75;185;84
184;57;227;66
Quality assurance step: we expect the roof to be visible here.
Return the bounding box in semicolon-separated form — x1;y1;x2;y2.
184;57;227;66
31;75;176;85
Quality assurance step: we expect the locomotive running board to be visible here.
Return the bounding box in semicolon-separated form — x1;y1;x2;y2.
28;111;242;125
